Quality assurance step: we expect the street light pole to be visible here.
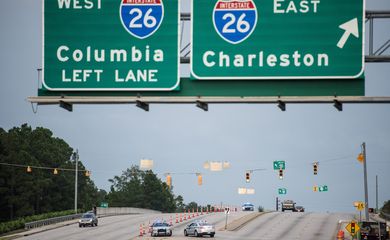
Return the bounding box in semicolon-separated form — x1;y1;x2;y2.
362;142;369;221
74;150;78;213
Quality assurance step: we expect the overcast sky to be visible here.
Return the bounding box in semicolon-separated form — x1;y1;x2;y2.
0;0;389;213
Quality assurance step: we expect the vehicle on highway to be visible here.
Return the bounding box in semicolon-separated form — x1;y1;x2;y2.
282;200;296;212
294;206;305;212
360;221;389;240
242;203;254;211
184;221;215;238
78;212;98;227
150;221;172;237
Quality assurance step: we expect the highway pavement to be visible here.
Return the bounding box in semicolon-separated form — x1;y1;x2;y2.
17;211;355;240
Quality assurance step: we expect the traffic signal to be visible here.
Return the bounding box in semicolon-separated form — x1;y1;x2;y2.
313;186;318;192
350;222;356;234
166;174;172;188
197;174;202;186
313;162;318;175
279;169;283;179
85;170;91;177
357;153;364;163
245;172;250;182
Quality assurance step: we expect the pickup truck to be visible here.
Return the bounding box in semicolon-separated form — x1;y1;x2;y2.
282;200;296;212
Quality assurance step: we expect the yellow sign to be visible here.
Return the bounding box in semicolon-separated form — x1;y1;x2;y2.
345;221;360;236
354;201;365;211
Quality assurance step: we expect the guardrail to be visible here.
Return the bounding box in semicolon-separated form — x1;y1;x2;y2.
24;208;160;230
24;213;82;230
380;211;390;221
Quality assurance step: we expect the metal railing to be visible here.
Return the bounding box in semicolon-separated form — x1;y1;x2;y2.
380;211;390;221
24;213;82;230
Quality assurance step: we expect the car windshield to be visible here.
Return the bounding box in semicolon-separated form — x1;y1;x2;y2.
154;223;169;227
82;214;93;218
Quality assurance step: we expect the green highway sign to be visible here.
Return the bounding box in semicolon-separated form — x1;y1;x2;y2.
43;0;180;91
273;161;285;170
191;0;364;80
318;185;328;192
100;202;108;208
278;188;287;195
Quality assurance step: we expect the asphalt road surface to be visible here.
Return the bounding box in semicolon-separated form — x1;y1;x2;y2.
19;211;354;240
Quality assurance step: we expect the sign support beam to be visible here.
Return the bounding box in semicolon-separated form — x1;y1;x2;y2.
29;96;390;105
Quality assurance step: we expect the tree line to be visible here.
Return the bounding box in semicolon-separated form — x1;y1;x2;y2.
0;124;192;222
0;124;103;222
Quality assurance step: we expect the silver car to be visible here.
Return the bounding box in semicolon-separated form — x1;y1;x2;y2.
78;212;98;227
242;203;254;211
150;222;172;237
184;221;215;238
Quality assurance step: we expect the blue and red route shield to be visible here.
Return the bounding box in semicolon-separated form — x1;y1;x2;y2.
213;0;257;44
120;0;164;39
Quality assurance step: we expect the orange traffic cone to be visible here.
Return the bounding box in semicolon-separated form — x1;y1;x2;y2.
180;213;183;222
176;214;179;223
139;224;143;236
184;212;187;220
337;230;344;239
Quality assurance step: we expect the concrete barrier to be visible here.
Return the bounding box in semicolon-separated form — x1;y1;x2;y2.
97;207;161;217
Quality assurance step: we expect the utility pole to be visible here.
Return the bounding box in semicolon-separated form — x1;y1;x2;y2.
74;150;78;213
376;175;378;214
276;197;279;211
362;142;369;221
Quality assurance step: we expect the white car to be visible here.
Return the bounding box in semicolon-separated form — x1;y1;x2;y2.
150;222;172;237
184;221;215;238
242;203;254;211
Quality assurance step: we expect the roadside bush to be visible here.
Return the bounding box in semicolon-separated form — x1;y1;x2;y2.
258;206;264;212
0;210;78;235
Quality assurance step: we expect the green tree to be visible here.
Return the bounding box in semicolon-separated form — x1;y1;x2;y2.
107;166;177;212
0;124;100;222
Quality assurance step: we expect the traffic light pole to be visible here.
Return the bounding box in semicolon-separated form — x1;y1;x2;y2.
74;150;78;214
362;142;369;221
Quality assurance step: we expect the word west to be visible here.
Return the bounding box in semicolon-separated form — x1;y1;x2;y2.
57;0;102;9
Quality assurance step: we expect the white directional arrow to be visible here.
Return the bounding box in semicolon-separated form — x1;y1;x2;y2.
337;18;359;49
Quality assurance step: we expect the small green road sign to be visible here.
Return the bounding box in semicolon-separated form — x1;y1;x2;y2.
273;161;285;170
319;185;328;192
100;202;108;208
191;0;364;80
278;188;287;195
43;0;180;91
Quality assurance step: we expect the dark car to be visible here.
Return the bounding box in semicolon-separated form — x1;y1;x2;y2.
150;222;172;237
360;221;389;240
295;206;305;212
78;212;98;227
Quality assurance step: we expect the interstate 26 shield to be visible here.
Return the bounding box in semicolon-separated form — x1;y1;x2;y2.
213;0;257;44
120;0;164;39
